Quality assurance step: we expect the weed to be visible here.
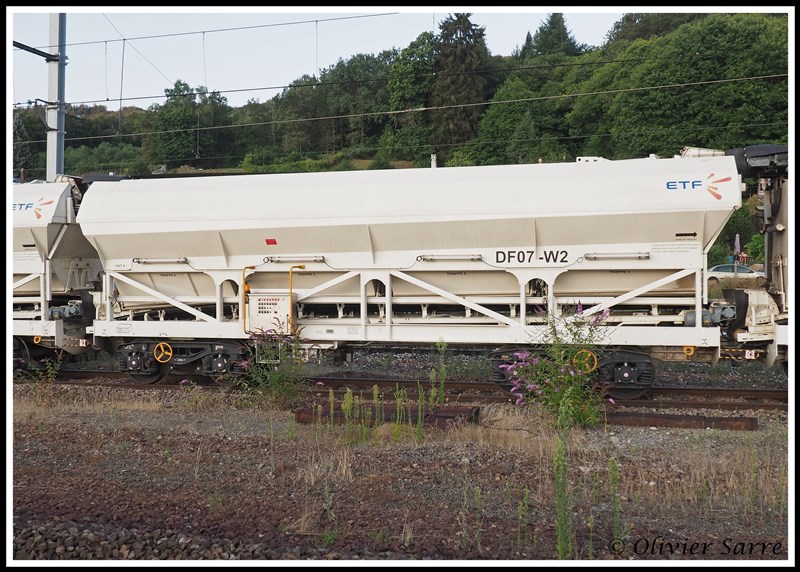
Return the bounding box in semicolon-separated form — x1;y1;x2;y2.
342;387;354;442
209;480;224;515
554;431;573;559
415;383;426;443
429;339;448;406
457;468;484;550
237;321;306;406
194;444;202;481
329;388;336;430
334;446;354;482
367;530;392;544
400;510;413;547
503;307;607;428
516;485;531;547
777;465;788;517
15;351;65;383
608;457;627;544
373;384;384;426
321;531;338;547
286;414;298;441
358;402;372;442
745;439;759;516
176;378;219;412
312;403;321;440
393;386;407;442
265;414;276;479
322;483;336;522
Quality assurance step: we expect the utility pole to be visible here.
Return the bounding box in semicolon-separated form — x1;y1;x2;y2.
46;13;67;182
16;13;67;182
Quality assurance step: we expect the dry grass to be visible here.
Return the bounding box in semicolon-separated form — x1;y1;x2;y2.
12;382;789;559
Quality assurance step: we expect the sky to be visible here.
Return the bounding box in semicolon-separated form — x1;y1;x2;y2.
10;7;792;112
9;7;633;111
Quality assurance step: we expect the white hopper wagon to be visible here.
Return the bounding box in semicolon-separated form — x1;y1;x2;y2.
12;176;102;362
74;147;789;392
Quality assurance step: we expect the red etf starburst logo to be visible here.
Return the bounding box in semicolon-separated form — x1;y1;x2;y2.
705;174;731;200
33;198;54;219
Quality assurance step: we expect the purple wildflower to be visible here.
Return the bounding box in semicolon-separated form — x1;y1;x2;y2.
591;308;611;326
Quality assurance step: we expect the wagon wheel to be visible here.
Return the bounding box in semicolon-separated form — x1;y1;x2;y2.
171;362;201;374
603;385;651;401
13;337;31;371
128;366;168;384
595;354;652;401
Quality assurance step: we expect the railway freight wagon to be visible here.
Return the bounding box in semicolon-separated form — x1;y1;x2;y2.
68;145;789;392
12;176;103;363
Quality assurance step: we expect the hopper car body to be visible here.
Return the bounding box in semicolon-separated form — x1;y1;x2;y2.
11;145;790;393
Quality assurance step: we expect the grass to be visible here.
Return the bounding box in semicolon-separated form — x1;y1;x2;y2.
12;382;789;559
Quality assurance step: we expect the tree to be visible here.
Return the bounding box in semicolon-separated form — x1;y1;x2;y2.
604;13;706;45
145;80;201;169
531;13;585;57
13;112;34;179
512;32;535;60
387;32;435;118
64;141;148;176
566;13;788;160
431;13;489;163
12;107;48;180
472;77;537;165
195;86;234;168
745;233;765;264
232;99;281;168
321;51;395;151
273;75;326;158
381;31;436;165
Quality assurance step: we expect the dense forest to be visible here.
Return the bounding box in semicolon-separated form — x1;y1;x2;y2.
12;12;789;264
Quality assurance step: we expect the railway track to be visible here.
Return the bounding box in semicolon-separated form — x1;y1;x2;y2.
40;369;788;414
20;371;784;432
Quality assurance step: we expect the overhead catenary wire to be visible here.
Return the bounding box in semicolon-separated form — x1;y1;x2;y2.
15;118;786;179
12;54;737;109
13;13;399;52
102;13;173;86
12;13;399;109
118;39;125;131
6;5;698;108
15;73;789;146
202;32;208;92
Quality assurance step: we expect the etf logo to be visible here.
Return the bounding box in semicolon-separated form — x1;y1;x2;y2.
666;173;731;200
11;198;54;219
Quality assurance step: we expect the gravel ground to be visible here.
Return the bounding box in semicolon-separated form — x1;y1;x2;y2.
10;359;791;563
